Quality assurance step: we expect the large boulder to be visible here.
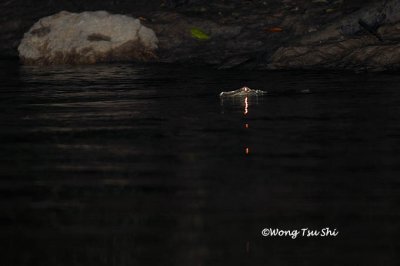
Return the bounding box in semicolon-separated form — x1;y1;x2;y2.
18;11;158;65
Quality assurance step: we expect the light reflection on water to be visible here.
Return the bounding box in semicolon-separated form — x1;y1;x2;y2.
1;61;400;265
221;93;262;156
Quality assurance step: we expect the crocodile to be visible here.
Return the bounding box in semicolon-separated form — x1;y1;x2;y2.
219;86;267;98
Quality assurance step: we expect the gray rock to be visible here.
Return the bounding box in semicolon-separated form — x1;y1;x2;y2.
268;35;400;72
18;11;158;65
268;0;400;71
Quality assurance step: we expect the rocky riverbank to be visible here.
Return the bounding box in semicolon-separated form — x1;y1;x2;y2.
2;0;400;71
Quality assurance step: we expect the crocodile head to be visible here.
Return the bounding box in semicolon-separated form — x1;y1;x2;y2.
219;86;267;98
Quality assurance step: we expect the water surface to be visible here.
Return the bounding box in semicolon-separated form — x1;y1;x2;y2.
1;60;400;265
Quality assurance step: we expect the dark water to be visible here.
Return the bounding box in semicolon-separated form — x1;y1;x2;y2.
1;59;400;265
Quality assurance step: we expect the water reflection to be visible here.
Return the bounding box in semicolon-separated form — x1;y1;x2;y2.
19;64;143;82
2;60;400;265
245;97;249;155
244;96;248;115
220;91;267;156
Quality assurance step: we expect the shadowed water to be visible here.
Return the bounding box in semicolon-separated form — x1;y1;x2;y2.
1;60;400;265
